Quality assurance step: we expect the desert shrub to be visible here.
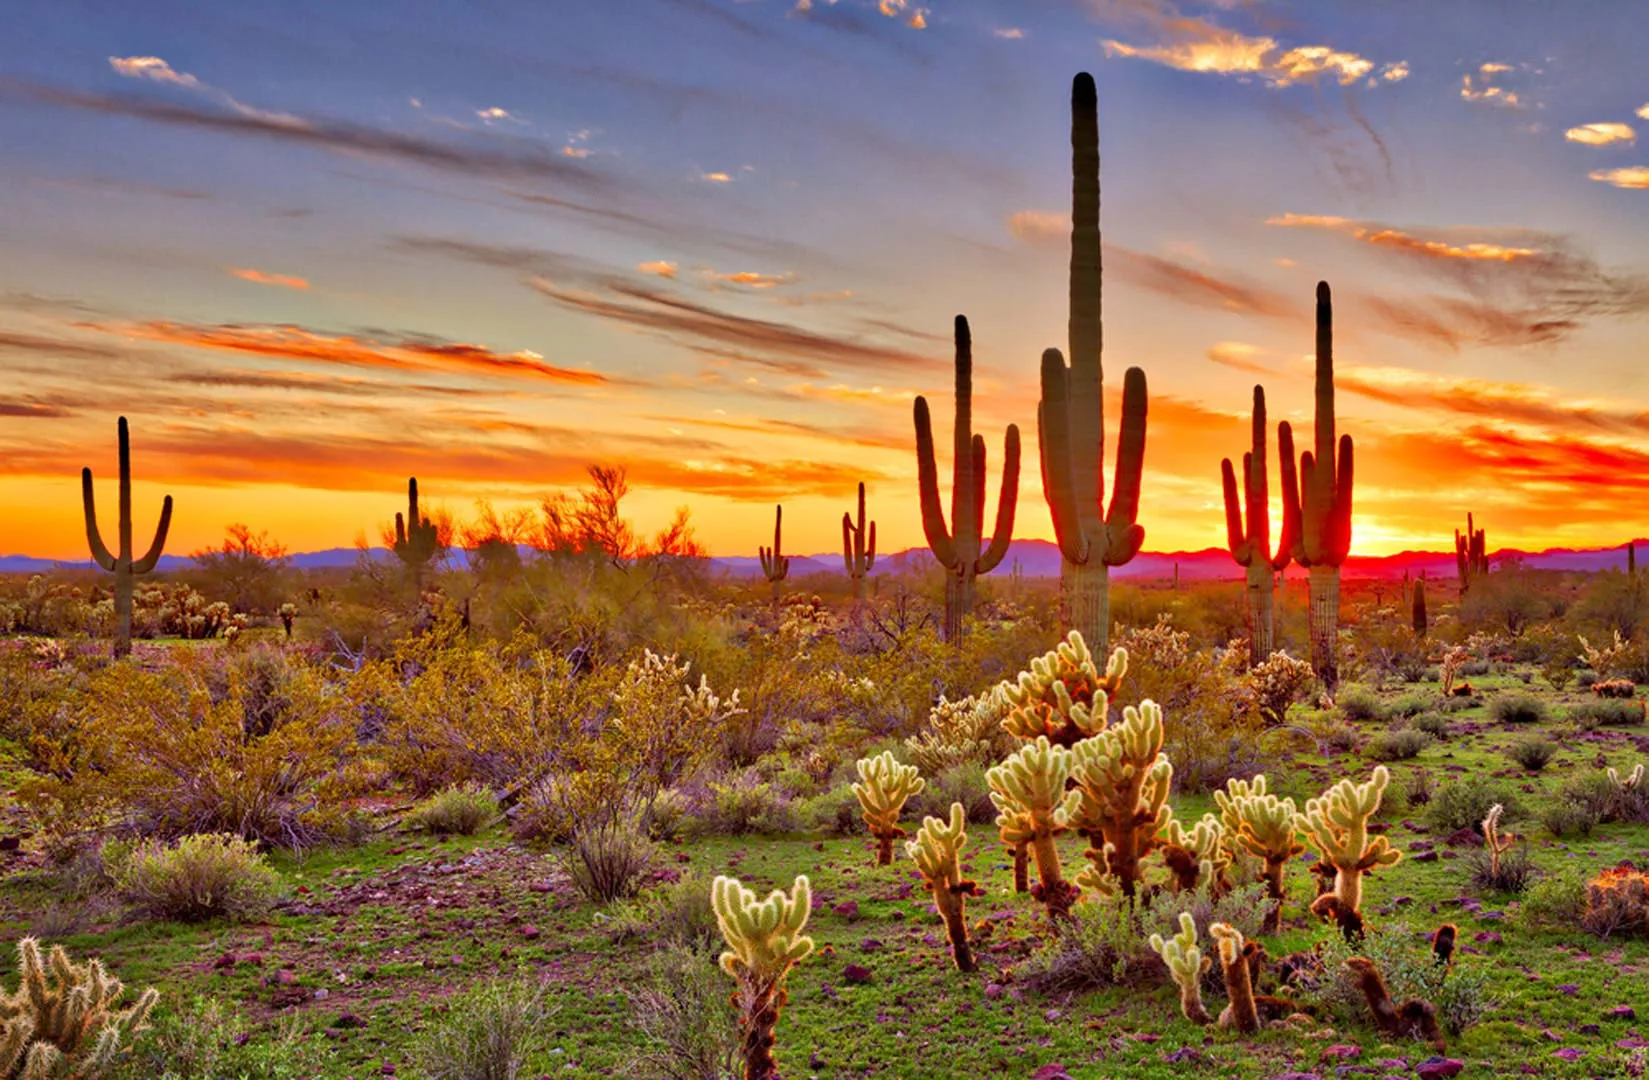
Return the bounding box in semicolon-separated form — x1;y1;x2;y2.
1426;777;1521;833
607;874;720;954
903;690;1015;774
1136;882;1269;954
1365;728;1434;762
1521;868;1590;929
691;771;797;837
1489;691;1548;725
1402;766;1435;806
1436;695;1475;714
406;783;499;836
564;816;656;903
1469;839;1533;893
19;653;359;851
1567;700;1646;729
118;996;330;1080
644;789;692;842
1540;799;1601;838
113;833;282;923
1385;693;1430;720
1298;711;1361;756
1248;651;1316;726
1335;685;1382;721
907;761;994;825
1409;712;1451;740
1460;659;1491;677
1504;737;1557;772
1114;620;1267;792
414;974;554;1080
795;785;862;836
1583;865;1649;938
1576;669;1599;690
1311;923;1493;1036
1019;899;1154;994
1540;657;1574;692
620;945;740;1080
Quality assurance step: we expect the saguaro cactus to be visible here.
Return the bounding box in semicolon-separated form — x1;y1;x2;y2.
1454;513;1487;596
1221;385;1298;668
907;803;985;972
1282;283;1354;691
1412;578;1427;638
393;477;441;587
82;416;173;659
712;875;814;1080
1302;765;1401;938
0;936;159;1080
1039;72;1150;653
987;736;1081;917
851;751;925;866
914;315;1020;641
841;481;876;606
1149;912;1212;1025
759;504;789;608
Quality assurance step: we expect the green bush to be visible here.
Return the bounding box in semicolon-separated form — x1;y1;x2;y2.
691;771;797;837
1566;700;1646;730
1521;868;1589;929
564;817;656;904
907;762;994;825
796;785;862;837
1504;737;1557;772
1409;712;1451;739
1539;800;1600;838
1365;728;1434;762
117;996;330;1080
114;833;282;923
620;945;740;1080
1489;692;1549;725
414;975;554;1080
1426;777;1521;833
1386;693;1430;719
607;874;720;954
1335;685;1383;721
406;783;498;836
1312;923;1493;1036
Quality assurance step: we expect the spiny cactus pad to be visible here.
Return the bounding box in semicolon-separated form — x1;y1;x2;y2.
1149;911;1212;1025
0;937;158;1080
1302;765;1401;921
852;751;925;865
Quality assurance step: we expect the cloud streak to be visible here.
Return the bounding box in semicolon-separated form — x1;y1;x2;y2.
230;268;310;290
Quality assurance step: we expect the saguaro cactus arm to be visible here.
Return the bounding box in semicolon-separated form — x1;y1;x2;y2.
759;505;789;583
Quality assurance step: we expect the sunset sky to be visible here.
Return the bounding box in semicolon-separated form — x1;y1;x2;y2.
2;0;1648;561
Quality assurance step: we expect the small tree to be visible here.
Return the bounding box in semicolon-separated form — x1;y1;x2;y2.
189;524;291;614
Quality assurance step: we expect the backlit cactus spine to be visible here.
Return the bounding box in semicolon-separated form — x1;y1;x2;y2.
1221;385;1296;668
851;751;924;866
1039;73;1149;653
712;875;814;1080
907;803;985;972
841;481;876;606
1281;283;1354;691
914;315;1020;641
0;936;159;1080
82;416;173;660
1067;700;1173;900
987;737;1081;918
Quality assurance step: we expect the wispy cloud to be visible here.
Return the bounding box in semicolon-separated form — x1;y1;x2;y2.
1590;167;1649;190
1106;248;1296;320
1565;122;1635;146
1205;341;1279;376
86;321;608;385
108;55;304;126
708;269;797;289
637;260;679;279
1266;213;1541;262
1338;365;1649;439
229;267;310;290
994;27;1024;40
1460;65;1521;109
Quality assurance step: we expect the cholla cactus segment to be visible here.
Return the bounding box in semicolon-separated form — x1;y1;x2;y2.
1067;700;1173;898
1608;763;1644;793
0;937;158;1080
1209;923;1260;1033
712;875;814;984
907;803;984;972
905;688;1014;774
1160;814;1231;894
1216;777;1304;930
1000;632;1123;745
1148;912;1212;1025
1482;803;1514;877
852;751;925;865
1213;775;1269;833
987;737;1081;916
1302;766;1401;919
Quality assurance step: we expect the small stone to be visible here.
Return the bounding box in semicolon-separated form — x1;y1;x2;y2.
519;925;540;939
1473;930;1502;944
1552;1047;1583;1061
1578;1024;1602;1036
1412;851;1439;863
984;983;1005;1000
1321;1044;1361;1060
843;964;873;984
1414;1057;1464;1079
1608;1005;1637;1021
833;900;860;919
859;938;883;952
1556;984;1580;995
1029;1067;1073;1080
1161;1048;1200;1064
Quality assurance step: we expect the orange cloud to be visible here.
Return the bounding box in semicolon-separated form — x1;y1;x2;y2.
1106;248;1296;320
1337;365;1649;439
637;260;678;278
90;321;608;385
229;267;310;290
1205;341;1279;376
1266;214;1540;262
1460;73;1520;108
709;270;797;288
1590;167;1649;190
1098;4;1385;89
1566;122;1635;147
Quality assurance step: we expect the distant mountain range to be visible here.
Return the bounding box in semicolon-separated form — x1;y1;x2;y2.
3;538;1641;580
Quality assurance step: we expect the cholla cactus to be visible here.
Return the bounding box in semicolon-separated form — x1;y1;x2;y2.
907;803;984;972
1578;631;1628;681
278;602;297;638
1302;766;1401;936
0;937;158;1080
1482;803;1514;880
1246;651;1316;727
1609;763;1645;792
1209;923;1259;1033
1149;912;1212;1025
987;737;1081;917
1159;814;1231;896
1438;647;1469;697
1214;776;1304;933
712;875;814;1080
852;752;925;866
1067;700;1173;900
1000;633;1127;747
904;688;1014;775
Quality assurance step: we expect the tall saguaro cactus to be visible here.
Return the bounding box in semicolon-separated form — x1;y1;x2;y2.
393;477;441;588
914;315;1021;641
1039;72;1149;653
1221;385;1297;667
82;416;173;659
1454;513;1487;596
1283;283;1354;691
759;504;789;608
841;481;876;607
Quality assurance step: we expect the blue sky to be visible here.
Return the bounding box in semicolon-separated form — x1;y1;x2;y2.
2;0;1647;557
